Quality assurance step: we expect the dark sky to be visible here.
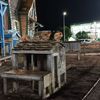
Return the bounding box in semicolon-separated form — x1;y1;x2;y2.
36;0;100;30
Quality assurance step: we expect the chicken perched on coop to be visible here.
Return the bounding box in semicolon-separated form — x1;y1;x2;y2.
20;31;51;42
54;32;63;42
20;31;63;42
32;31;51;41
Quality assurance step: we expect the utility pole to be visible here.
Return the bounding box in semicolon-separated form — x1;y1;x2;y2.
63;11;67;41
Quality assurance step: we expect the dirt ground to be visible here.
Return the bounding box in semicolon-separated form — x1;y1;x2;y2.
66;54;100;67
0;54;100;100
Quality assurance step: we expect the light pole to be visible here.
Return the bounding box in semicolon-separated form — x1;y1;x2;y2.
63;11;67;41
93;22;97;40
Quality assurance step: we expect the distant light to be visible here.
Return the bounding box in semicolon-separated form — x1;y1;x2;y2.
63;11;67;16
93;22;96;25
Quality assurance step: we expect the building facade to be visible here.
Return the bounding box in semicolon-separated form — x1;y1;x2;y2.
4;0;37;35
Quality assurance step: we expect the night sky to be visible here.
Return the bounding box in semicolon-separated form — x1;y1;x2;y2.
36;0;100;30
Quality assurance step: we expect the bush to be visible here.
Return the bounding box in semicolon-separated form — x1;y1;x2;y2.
76;31;90;40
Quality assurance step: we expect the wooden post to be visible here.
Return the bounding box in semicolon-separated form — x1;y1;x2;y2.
47;55;52;71
13;81;18;92
51;55;55;92
32;80;34;90
37;56;41;70
24;55;27;70
12;54;18;69
78;52;80;60
39;80;43;97
3;78;7;95
31;54;34;70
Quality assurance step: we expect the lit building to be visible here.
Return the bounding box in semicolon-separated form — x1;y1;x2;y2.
71;21;100;40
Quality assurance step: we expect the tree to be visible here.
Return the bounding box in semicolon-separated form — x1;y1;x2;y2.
59;26;72;41
76;31;90;40
65;26;72;41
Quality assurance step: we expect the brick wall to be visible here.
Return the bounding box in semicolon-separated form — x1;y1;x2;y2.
8;0;20;31
20;15;27;35
8;0;33;35
8;0;19;20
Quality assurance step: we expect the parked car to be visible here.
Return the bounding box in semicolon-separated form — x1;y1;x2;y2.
79;39;92;44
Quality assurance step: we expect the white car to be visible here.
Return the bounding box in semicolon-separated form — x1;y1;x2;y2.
79;39;92;44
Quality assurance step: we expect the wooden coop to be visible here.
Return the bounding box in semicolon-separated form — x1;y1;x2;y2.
1;40;66;99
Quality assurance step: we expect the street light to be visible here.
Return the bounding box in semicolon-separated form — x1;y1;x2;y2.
93;22;97;40
63;11;67;41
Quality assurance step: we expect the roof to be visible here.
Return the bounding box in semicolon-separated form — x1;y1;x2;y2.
14;41;63;51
